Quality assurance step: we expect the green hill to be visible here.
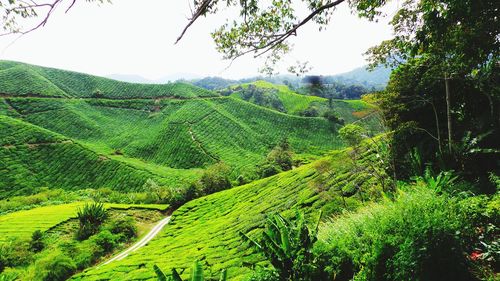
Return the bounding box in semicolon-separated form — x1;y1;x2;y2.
73;142;386;281
0;115;201;198
0;61;381;202
0;61;216;99
228;80;325;114
227;81;380;124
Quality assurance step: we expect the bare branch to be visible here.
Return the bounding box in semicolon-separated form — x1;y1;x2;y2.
175;0;213;44
251;0;346;58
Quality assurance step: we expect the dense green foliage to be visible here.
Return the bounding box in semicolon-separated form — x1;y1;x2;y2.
368;0;499;187
316;188;499;281
258;139;294;178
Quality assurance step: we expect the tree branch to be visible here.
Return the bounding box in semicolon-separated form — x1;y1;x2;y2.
176;0;346;57
175;0;213;44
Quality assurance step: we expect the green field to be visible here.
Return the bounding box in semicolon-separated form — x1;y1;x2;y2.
73;143;385;281
0;202;169;241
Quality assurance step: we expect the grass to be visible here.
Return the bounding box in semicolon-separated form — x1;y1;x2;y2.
314;188;495;281
72;142;386;281
0;202;169;242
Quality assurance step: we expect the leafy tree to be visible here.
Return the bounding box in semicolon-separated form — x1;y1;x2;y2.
322;110;344;126
368;0;499;184
240;211;323;281
338;124;366;147
259;139;293;177
199;162;232;195
299;106;319;117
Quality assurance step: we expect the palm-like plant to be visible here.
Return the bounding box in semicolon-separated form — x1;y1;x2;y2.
76;202;108;240
240;211;322;281
154;261;227;281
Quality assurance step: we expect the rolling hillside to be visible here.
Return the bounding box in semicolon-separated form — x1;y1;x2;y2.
0;61;380;201
227;80;383;132
73;142;386;281
0;61;215;99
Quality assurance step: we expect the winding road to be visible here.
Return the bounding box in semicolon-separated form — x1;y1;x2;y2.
101;216;171;266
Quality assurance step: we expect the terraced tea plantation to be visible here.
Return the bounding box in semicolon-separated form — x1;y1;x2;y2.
0;61;386;281
0;61;378;199
73;144;385;281
0;61;215;99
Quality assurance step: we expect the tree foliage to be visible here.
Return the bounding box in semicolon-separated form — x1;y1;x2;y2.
368;0;499;185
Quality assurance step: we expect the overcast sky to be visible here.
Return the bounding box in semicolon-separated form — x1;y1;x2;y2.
0;0;396;80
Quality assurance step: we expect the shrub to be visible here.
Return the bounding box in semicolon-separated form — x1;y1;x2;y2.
258;139;293;177
258;163;282;178
76;202;108;240
246;268;280;281
91;230;118;255
199;162;232;195
315;188;474;281
108;216;137;241
29;230;44;253
323;110;345;125
36;252;76;281
0;239;31;272
338;124;366;147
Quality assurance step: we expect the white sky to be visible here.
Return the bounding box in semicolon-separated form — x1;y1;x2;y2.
0;0;396;80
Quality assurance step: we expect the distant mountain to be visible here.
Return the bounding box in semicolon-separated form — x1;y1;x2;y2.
192;76;238;90
189;65;391;92
156;73;202;83
332;65;391;89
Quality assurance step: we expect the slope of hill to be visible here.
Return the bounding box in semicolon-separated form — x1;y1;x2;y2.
73;142;386;281
0;61;216;99
226;81;380;127
1;96;344;182
229;80;325;115
0;202;167;242
0;114;202;198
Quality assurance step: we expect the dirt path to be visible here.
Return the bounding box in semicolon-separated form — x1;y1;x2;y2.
100;216;171;266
